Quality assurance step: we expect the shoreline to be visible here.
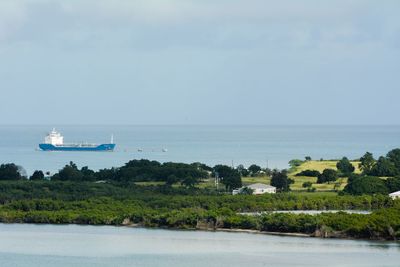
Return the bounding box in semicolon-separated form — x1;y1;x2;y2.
98;224;400;241
0;222;390;243
2;222;394;242
214;228;311;237
100;223;398;241
122;223;312;238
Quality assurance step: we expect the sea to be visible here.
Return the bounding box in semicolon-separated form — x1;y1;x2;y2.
1;125;399;175
0;224;398;267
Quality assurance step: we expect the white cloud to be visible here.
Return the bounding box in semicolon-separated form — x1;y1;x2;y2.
0;1;27;41
55;0;398;26
0;0;399;50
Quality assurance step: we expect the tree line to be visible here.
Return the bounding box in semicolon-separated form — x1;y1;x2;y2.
3;147;400;195
295;149;400;195
0;160;296;192
0;183;397;240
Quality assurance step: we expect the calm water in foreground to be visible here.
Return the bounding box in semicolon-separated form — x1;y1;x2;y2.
1;125;400;175
0;224;398;267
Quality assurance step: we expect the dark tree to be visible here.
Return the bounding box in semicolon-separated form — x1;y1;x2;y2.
295;170;321;177
0;163;24;181
80;166;96;181
263;168;272;176
248;164;261;175
359;152;375;175
166;175;178;186
370;156;398;177
181;175;198;188
385;177;400;193
95;168;117;181
52;162;83;181
191;162;213;172
239;187;254;195
236;164;249;177
336;157;355;175
124;159;161;169
114;160;207;183
305;156;312;161
30;170;45;181
289;159;303;168
347;173;361;184
302;181;313;188
317;169;338;183
213;165;242;191
344;176;388;195
270;169;293;192
387;148;400;171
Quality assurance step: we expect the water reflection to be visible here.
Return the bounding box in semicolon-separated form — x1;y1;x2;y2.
0;224;398;267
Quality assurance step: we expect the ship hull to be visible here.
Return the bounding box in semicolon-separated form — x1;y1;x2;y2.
39;143;116;151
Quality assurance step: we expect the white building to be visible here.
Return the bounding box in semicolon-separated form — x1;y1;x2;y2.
389;191;400;200
248;183;276;194
233;183;276;195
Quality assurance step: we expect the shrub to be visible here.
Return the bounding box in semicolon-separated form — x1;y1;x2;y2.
344;176;388;195
289;159;304;168
317;169;338;184
336;157;355;175
30;170;45;181
271;169;293;192
296;170;321;177
0;164;24;181
385;177;400;193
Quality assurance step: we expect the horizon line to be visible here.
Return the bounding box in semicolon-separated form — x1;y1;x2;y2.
0;123;399;127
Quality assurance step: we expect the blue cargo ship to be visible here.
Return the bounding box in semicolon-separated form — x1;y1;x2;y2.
39;129;115;152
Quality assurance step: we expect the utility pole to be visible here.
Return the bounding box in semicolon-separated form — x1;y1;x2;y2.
215;172;219;190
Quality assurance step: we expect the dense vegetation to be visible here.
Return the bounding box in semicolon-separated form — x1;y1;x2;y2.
336;157;355;176
343;175;400;196
317;169;338;184
1;149;400;240
292;149;400;195
270;170;293;192
361;149;400;177
51;160;209;187
0;164;25;181
0;180;398;240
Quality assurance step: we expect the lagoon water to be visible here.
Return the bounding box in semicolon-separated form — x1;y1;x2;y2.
0;224;398;267
1;125;400;175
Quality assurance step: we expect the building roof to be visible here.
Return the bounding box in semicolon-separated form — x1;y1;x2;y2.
247;183;276;190
389;191;400;196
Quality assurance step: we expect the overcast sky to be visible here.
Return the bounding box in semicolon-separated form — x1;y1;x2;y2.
0;0;399;125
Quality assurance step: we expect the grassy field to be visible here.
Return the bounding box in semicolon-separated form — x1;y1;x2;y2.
134;181;165;186
293;160;361;174
199;176;272;189
242;176;271;185
288;160;360;191
234;160;358;192
238;160;358;192
136;160;359;192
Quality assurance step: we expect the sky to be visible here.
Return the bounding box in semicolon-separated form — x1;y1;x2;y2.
0;0;399;125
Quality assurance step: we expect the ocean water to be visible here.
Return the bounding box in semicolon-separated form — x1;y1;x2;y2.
0;224;398;267
0;125;399;175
